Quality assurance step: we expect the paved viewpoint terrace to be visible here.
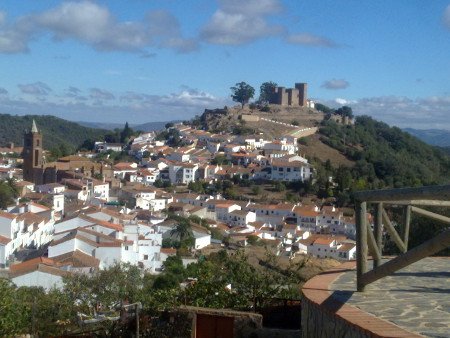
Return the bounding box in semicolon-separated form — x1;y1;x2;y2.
330;257;450;337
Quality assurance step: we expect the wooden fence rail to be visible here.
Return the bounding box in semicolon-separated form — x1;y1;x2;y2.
354;185;450;292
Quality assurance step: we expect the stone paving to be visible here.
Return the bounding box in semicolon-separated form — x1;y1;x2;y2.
330;257;450;338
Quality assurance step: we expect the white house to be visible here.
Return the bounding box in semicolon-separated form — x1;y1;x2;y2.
215;202;241;222
270;160;312;182
168;162;198;185
9;257;69;290
95;142;123;153
227;210;256;227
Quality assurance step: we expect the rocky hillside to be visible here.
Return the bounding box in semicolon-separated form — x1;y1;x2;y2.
200;105;323;139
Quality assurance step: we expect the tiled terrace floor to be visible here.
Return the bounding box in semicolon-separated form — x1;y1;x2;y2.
330;257;450;338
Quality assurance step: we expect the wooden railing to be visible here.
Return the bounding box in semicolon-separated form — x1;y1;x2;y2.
353;185;450;292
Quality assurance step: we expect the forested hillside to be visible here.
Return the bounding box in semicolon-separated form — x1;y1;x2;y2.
0;114;108;150
317;116;450;190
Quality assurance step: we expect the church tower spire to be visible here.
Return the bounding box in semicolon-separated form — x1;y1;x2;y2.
31;119;39;133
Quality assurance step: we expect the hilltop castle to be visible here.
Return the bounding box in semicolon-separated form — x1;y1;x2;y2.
269;83;308;107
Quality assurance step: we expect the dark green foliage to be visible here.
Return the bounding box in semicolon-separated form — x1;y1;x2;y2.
0;279;75;337
230;82;255;108
155;128;182;147
48;143;73;162
315;103;333;114
187;180;209;194
211;154;230;165
334;106;354;119
246;235;260;245
273;181;286;192
0;179;18;209
319;116;450;189
120;122;133;143
0;114;108;150
154;179;172;189
259;81;277;103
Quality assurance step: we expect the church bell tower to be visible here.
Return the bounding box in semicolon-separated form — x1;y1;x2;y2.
23;119;43;184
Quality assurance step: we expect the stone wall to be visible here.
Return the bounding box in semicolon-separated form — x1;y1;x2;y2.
241;114;260;122
301;298;369;338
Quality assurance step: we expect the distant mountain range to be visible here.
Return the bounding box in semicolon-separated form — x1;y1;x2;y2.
403;128;450;147
77;120;180;132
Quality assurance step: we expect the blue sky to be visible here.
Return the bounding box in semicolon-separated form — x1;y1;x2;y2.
0;0;449;129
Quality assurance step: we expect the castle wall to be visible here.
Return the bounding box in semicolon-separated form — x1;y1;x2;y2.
295;83;307;106
270;83;307;106
287;88;300;106
276;87;288;106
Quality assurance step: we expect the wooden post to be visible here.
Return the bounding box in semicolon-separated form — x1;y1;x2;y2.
373;203;383;268
367;222;381;262
403;205;411;251
411;206;450;224
356;201;367;292
382;209;406;253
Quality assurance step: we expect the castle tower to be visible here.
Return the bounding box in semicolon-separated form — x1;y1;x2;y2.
23;119;43;184
295;83;308;106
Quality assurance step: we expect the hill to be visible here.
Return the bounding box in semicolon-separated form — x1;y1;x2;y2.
197;107;450;190
317;116;450;188
0;114;108;151
403;128;450;147
200;105;323;139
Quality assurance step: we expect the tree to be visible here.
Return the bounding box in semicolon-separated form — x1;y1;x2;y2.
315;103;333;114
170;219;194;247
0;179;18;209
120;122;134;143
335;106;354;119
230;82;255;108
251;185;261;195
259;81;277;103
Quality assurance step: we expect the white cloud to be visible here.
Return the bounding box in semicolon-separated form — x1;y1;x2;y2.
0;12;33;53
285;33;337;47
443;5;450;29
0;86;229;123
0;2;197;54
218;0;282;15
201;0;283;45
18;82;52;95
322;79;350;90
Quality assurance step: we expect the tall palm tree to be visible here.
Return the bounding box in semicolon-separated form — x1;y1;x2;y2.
170;218;194;245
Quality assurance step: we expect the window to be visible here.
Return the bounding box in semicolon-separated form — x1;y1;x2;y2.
36;139;40;146
125;246;129;251
34;149;39;166
287;168;291;172
144;254;148;260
